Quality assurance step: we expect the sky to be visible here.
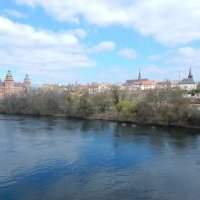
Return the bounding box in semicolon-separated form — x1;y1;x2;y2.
0;0;200;84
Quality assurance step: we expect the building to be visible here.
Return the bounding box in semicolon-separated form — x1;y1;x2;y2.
41;82;112;95
135;79;156;90
179;68;197;91
156;80;179;89
87;83;111;94
0;71;31;99
156;80;171;89
125;70;148;86
124;70;156;91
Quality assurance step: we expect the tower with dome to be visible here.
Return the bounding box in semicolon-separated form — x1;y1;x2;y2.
0;71;31;98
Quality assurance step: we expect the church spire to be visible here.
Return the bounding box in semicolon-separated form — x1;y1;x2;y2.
188;67;193;79
138;69;142;80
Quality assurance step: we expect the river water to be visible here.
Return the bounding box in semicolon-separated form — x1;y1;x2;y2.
0;115;200;200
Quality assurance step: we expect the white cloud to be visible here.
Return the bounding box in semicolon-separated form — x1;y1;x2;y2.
130;0;200;46
16;0;129;25
167;47;200;80
118;48;137;59
166;47;200;67
152;46;200;80
3;9;27;19
91;41;116;53
68;28;87;39
16;0;200;46
0;16;94;82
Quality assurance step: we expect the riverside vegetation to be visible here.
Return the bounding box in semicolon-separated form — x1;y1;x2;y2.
0;87;200;128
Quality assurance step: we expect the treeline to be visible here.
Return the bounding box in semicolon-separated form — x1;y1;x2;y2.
0;87;200;127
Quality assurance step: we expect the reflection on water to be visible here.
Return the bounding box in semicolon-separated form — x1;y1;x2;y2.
0;115;200;200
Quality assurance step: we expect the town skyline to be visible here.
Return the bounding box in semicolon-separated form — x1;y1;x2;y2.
1;0;200;84
0;67;198;86
0;68;198;93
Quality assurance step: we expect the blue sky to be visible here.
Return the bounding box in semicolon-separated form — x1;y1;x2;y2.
0;0;200;84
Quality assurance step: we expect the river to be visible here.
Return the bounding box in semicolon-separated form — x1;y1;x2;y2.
0;115;200;200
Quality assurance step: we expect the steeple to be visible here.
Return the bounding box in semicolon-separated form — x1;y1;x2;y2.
188;67;193;79
24;74;31;88
138;69;142;80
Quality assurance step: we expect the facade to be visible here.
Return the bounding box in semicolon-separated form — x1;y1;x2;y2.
156;80;178;89
179;68;197;91
156;81;171;89
0;71;31;99
135;79;156;90
87;83;111;94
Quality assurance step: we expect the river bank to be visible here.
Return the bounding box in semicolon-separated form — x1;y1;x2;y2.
0;88;200;130
87;113;200;130
1;112;200;130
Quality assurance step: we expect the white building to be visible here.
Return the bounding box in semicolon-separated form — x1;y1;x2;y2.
88;83;111;94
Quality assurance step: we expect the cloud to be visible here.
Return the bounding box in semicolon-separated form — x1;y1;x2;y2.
149;47;200;80
91;41;116;53
16;0;200;46
166;47;200;80
130;0;200;46
3;9;27;19
0;16;94;82
118;48;137;59
166;47;200;67
68;28;87;39
16;0;129;25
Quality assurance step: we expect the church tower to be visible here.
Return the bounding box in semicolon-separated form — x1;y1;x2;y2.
24;74;31;89
188;67;193;79
138;69;142;80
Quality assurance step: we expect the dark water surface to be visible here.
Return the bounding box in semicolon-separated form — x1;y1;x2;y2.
0;115;200;200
